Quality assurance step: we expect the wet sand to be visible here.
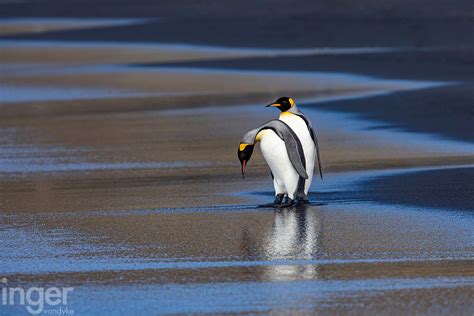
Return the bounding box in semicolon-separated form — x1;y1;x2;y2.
1;1;474;315
154;50;474;142
1;167;473;314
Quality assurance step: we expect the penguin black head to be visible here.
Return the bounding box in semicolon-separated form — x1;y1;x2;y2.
265;97;295;112
237;143;254;179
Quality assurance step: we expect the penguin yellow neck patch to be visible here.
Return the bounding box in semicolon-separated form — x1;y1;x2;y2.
280;111;294;118
255;130;266;142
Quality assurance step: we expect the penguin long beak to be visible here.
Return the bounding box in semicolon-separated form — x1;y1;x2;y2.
241;160;247;179
265;103;280;108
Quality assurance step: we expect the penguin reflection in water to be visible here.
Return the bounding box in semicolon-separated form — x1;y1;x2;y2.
238;97;323;207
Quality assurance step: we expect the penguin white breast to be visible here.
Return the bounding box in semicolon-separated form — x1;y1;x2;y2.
257;129;300;195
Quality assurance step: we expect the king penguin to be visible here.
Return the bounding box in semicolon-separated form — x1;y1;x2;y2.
238;97;322;207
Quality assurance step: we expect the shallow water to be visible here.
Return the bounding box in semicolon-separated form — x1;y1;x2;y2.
0;39;434;57
0;85;156;103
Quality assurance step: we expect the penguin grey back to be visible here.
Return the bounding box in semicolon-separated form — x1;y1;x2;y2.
240;119;308;179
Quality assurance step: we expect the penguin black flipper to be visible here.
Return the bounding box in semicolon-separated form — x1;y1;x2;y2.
280;125;308;180
292;112;323;180
257;120;308;180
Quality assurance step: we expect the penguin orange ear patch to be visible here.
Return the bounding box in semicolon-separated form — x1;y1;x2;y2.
239;143;248;151
289;98;295;107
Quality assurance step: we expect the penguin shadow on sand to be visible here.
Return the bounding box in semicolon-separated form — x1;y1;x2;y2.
253;190;327;210
257;201;327;209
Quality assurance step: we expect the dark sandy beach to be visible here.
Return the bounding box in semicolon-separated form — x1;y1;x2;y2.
0;1;473;315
